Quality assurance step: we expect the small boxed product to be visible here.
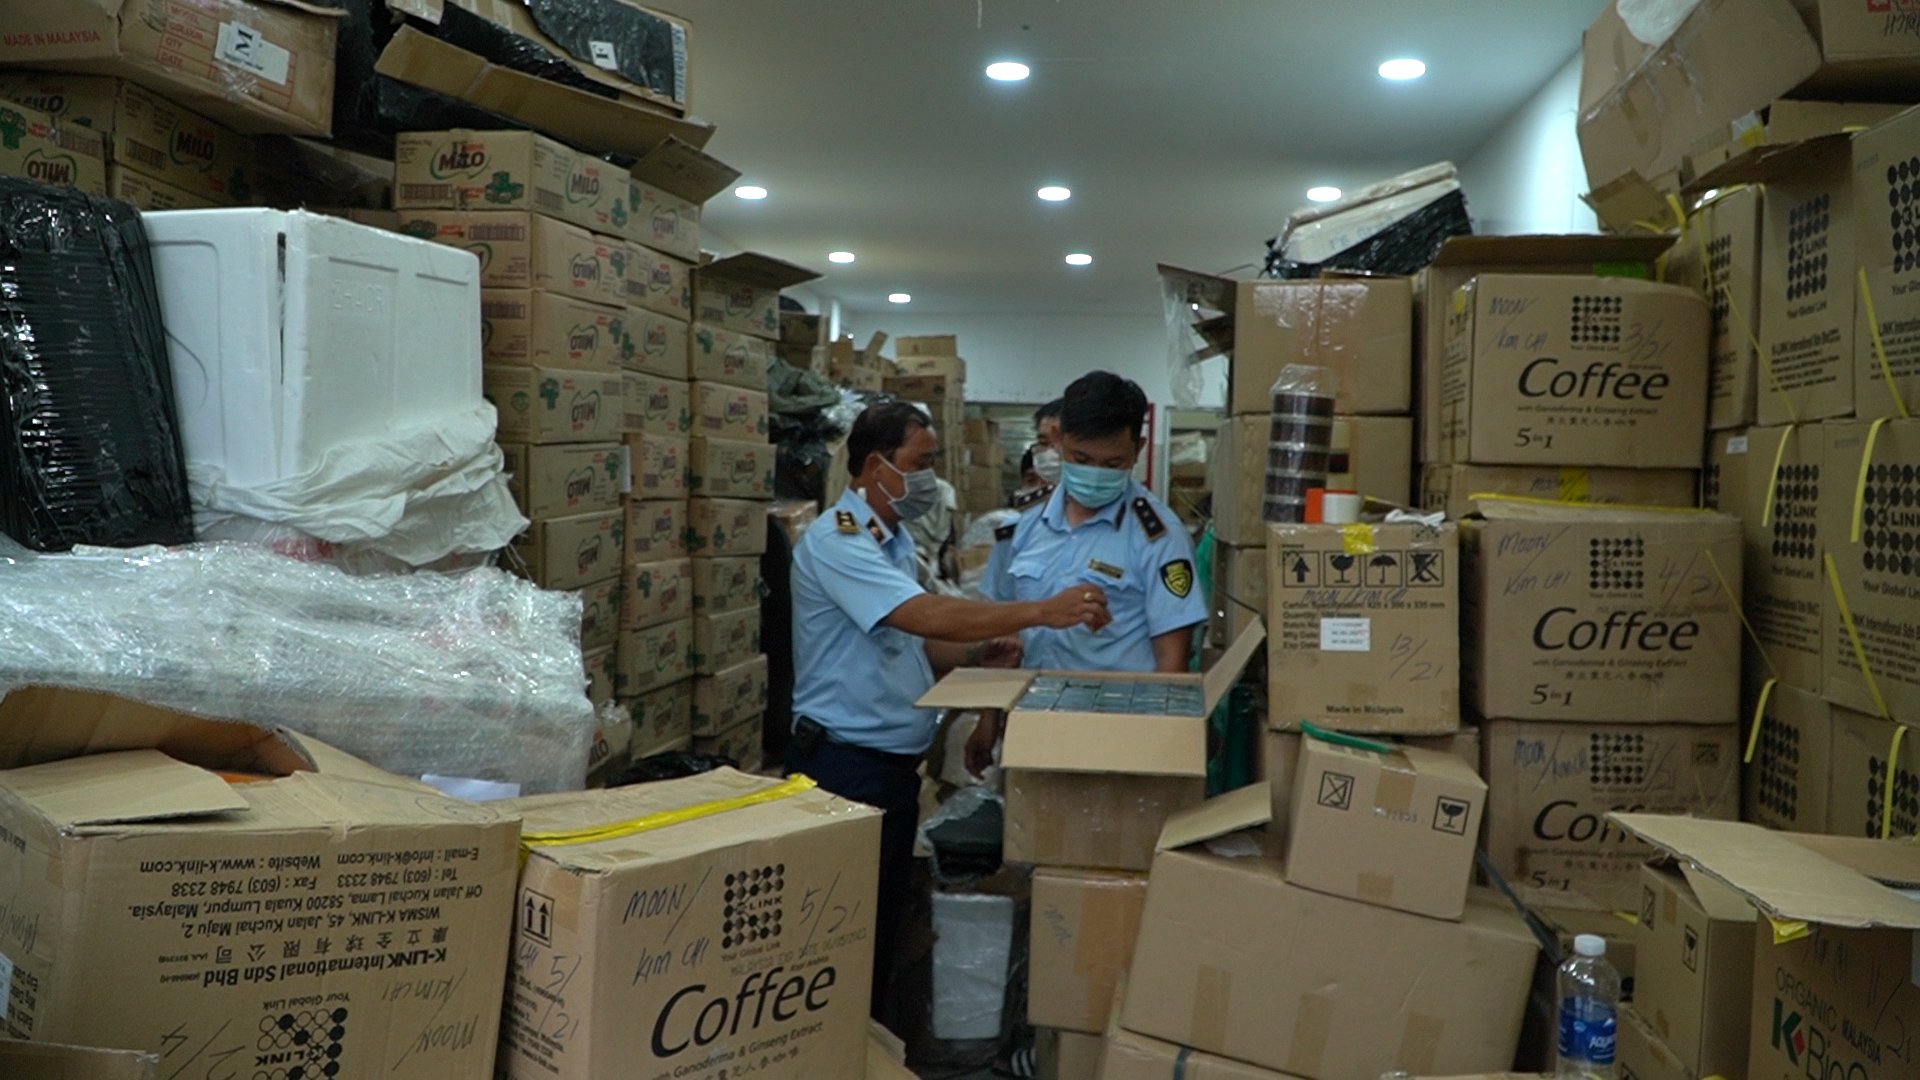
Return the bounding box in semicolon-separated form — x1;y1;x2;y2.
625;499;688;564
694;607;762;675
693;253;820;341
691;325;776;390
625;307;691;379
692;556;763;615
625;371;693;437
692;382;771;440
394;128;625;236
625;430;689;499
513;509;624;591
626;678;694;756
515;442;624;519
692;654;770;736
480;290;629;372
691;436;777;499
687;498;770;558
616;618;692;696
487;366;625;445
621;556;692;631
1631;847;1757;1080
626;243;694;321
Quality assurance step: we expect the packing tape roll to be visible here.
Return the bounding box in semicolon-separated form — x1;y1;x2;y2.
1322;492;1362;524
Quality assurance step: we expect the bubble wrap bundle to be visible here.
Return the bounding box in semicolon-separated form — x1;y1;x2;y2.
0;541;594;793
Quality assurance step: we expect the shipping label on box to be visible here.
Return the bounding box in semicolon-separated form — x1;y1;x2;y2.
514;509;624;592
628;178;700;261
1632;860;1756;1080
687;498;769;558
107;165;216;209
692;654;770;735
1481;719;1740;911
626;678;693;756
625;307;690;379
621;556;692;632
498;771;880;1080
692;717;765;771
394;129;624;236
1730;425;1826;693
690;436;776;499
693;556;764;616
1419;462;1699;518
1228;277;1414;417
624;371;692;437
520;442;623;519
487;365;624;445
690;325;774;391
480;290;628;372
694;607;762;675
688;382;769;439
0;94;106;196
1820;419;1920;725
625;430;689;500
1265;521;1459;734
1028;870;1147;1034
577;577;621;653
625;499;688;564
616;618;692;695
1745;682;1835;834
1442;274;1709;468
1463;503;1743;723
626;244;694;321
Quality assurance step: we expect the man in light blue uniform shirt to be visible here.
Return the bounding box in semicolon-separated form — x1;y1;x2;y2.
788;401;1110;1027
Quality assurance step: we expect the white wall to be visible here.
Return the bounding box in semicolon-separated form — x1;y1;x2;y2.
1458;53;1599;236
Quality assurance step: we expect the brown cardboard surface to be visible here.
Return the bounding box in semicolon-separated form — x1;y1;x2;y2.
898;355;967;381
627;244;694;321
690;436;776;499
625;308;691;380
1728;424;1826;693
1463;502;1742;723
883;374;964;406
620;556;691;632
487;365;624;445
1441;274;1709;468
624;678;693;755
1261;729;1480;837
689;716;764;771
575;577;620;653
1632;858;1756;1080
1820;419;1920;725
1227;277;1413;416
1702;428;1745;511
690;382;771;442
1212;415;1414;545
1007;772;1206;874
1285;739;1485;919
498;770;879;1080
686;498;770;558
1481;721;1741;912
1419;463;1698;518
0;687;518;1072
691;556;763;616
1828;707;1920;840
692;654;769;736
479;290;627;372
1617;1004;1693;1080
896;334;958;357
0;1039;158;1079
584;644;615;707
690;326;775;391
1854;105;1920;421
694;254;820;342
1744;682;1836;834
0;94;107;196
693;607;762;676
1668;186;1764;431
517;442;623;519
624;498;688;564
512;508;623;591
615;618;692;696
1028;870;1148;1034
624;371;692;437
394;129;624;236
1265;520;1459;734
1045;1029;1104;1080
628;178;702;261
501;441;529;515
400;210;624;305
106;165;215;209
1098;1025;1303;1080
1218;541;1267;617
625;431;689;500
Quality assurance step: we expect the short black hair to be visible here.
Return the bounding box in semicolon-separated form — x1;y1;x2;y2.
1019;448;1035;474
1060;371;1148;441
846;401;930;478
1034;398;1064;425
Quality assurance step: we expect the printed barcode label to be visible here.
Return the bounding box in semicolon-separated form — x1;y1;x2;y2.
126;141;165;170
469;225;525;242
672;26;689;102
401;182;452;203
590;40;619;71
482;299;527;318
535;191;562;212
1320;617;1371;652
216;21;292;86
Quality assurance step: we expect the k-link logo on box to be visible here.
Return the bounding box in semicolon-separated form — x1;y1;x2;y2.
1859;463;1920;576
1773;464;1820;563
1786;194;1832;303
1567;295;1622;350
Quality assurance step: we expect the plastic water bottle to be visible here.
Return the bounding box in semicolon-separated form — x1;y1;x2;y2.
1557;934;1621;1080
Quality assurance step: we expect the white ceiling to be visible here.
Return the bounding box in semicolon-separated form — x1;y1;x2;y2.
672;0;1603;316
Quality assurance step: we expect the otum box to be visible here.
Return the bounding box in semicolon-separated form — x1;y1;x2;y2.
497;769;880;1080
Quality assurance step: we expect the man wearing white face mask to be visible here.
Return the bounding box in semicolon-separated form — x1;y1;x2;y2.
788;400;1111;1027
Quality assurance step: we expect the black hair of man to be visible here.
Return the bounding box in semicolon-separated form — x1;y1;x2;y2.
1060;371;1148;442
1019;447;1035;474
845;401;931;477
1034;398;1064;425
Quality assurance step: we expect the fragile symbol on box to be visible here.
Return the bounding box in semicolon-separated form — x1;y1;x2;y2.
522;888;555;946
1323;552;1360;586
1317;772;1354;811
1432;795;1472;836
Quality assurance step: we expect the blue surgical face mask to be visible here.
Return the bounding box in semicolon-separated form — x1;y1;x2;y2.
1063;462;1130;509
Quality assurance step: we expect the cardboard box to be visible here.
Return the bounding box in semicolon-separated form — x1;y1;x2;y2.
1120;787;1538;1079
694;253;820;342
1218;541;1267;619
585;643;615;707
1480;719;1741;911
1260;728;1481;837
691;717;765;771
1043;1029;1104;1080
1285;738;1485;919
626;678;693;756
1618;1003;1692;1080
1463;502;1743;723
1668;185;1764;430
687;497;770;558
692;556;763;616
1724;424;1827;693
480;290;628;372
513;509;624;592
1632;856;1757;1080
1688;100;1907;183
394;129;624;236
1266;520;1459;734
1028;870;1148;1034
1098;1026;1298;1080
834;364;886;392
487;365;625;445
779;311;828;346
1211;415;1414;545
690;436;777;499
616;618;692;696
625;431;689;500
621;556;692;632
1828;707;1920;839
1226;277;1414;416
1420;463;1698;518
400;211;626;306
516;442;624;519
896;334;958;357
0;0;337;136
625;308;691;379
624;371;693;437
625;499;688;564
690;326;776;391
1854;105;1920;421
920;622;1266;872
1744;682;1836;834
498;770;879;1080
693;654;770;736
0;1039;157;1079
0;94;107;196
884;374;964;405
898;355;968;381
106;165;216;209
626;243;694;321
628;181;701;263
1820;420;1920;725
576;577;620;653
1608;815;1920;1080
1442;274;1709;468
694;607;762;676
0;686;519;1072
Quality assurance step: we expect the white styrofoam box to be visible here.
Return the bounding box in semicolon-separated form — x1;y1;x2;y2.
144;209;484;489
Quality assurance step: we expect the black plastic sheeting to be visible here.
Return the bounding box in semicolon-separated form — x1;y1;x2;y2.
0;178;193;552
608;751;736;787
524;0;684;106
1264;189;1474;280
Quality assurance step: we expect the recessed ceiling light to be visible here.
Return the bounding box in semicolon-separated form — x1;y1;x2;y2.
734;185;768;200
1037;185;1071;202
1378;58;1427;81
1064;253;1092;266
889;292;912;304
1307;186;1343;203
828;251;856;264
985;61;1030;82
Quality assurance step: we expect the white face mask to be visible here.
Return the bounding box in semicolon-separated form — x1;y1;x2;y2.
1032;447;1063;485
879;457;941;521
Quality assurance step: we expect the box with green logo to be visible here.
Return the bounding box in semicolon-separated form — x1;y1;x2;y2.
690;325;775;391
624;371;693;437
693;607;760;678
0;93;106;195
486;365;624;445
516;442;624;520
575;577;621;653
692;556;762;616
399;211;625;306
482;290;629;373
624;307;691;379
622;557;692;631
693;654;769;736
0;76;251;202
687;498;769;558
623;679;693;757
690;436;776;499
395;128;624;236
106;164;214;209
615;618;692;695
694;252;819;342
691;382;770;440
624;430;689;499
624;138;736;259
514;509;624;592
625;499;688;565
626;243;694;320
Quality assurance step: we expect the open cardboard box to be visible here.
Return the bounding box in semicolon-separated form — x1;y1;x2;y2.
0;1039;158;1079
917;620;1265;872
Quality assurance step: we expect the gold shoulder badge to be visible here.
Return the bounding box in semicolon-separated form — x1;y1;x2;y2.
1011;484;1053;512
1160;559;1194;598
1133;497;1166;540
867;520;886;543
835;510;858;534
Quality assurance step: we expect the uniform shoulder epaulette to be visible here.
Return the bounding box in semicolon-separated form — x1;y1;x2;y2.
994;523;1017;542
835;510;858;534
1010;484;1053;512
1132;497;1166;540
866;519;886;543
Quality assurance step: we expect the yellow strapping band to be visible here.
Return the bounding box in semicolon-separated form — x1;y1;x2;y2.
1341;523;1377;555
1762;425;1794;529
1857;267;1913;420
1770;917;1811;945
1884;724;1911;841
1708;548;1775;685
1466;493;1708;515
1614;910;1640;926
1746;678;1780;765
522;775;819;851
1850;417;1892;544
1825;553;1895;723
1724;279;1792;424
1557;468;1592;503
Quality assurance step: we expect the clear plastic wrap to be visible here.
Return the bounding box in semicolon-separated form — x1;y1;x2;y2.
0;540;594;793
929;892;1016;1041
1264;364;1337;525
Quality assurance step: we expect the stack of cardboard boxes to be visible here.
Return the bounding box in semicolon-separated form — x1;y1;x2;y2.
826;332;893;391
889;335;980;502
961;417;1006;514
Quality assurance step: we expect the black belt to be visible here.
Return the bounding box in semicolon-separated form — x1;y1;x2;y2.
793;717;922;770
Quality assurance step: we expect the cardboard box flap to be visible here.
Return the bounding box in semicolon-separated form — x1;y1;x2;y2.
916;668;1034;711
0;686;314;777
1685;132;1852;194
0;1039;160;1080
1676;861;1763;922
1156;263;1238;314
1787;833;1920;889
1612;814;1920;929
631;138;739;204
1;749;249;826
1398;743;1486;787
699;252;821;289
1002;712;1206;777
1201;618;1266;714
1429;234;1673;268
1155;783;1272;851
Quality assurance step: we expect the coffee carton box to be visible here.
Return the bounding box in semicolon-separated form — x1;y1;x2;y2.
488;366;624;445
1828;707;1920;839
692;654;770;736
692;557;763;616
1225;277;1414;416
626;678;694;756
1821;419;1920;726
687;498;769;558
513;509;624;591
621;557;692;632
690;437;777;499
518;442;624;519
625;308;691;379
624;371;692;437
395;129;624;236
624;499;688;564
625;431;689;500
1744;682;1835;834
694;253;820;342
693;607;762;675
1419;463;1699;518
481;290;629;372
616;618;692;696
1027;870;1148;1034
691;326;776;391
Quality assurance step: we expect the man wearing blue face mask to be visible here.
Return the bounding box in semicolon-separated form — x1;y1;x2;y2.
788;400;1111;1026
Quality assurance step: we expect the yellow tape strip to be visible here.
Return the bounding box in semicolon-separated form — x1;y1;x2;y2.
1884;725;1911;841
1341;523;1377;555
1613;910;1640;926
1724;279;1793;424
1745;678;1780;765
1557;468;1592;503
1762;425;1794;529
522;774;819;850
1467;493;1708;515
1850;417;1891;544
1770;917;1811;945
1707;548;1776;685
1858;268;1913;420
1825;553;1895;723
